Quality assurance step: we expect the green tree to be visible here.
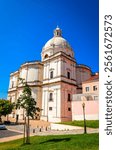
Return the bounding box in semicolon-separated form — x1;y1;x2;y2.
16;79;40;144
0;99;14;123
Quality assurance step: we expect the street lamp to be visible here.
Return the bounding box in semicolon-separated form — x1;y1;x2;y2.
82;102;87;134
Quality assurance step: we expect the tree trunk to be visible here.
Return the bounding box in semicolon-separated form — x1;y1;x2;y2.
7;115;9;121
26;116;30;144
23;117;26;144
16;114;19;124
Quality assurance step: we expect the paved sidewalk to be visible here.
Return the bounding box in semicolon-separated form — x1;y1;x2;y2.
0;134;23;143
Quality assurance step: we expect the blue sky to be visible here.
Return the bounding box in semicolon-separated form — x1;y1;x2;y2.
0;0;99;98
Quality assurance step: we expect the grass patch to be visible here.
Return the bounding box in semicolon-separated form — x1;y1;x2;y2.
59;120;99;128
0;133;99;150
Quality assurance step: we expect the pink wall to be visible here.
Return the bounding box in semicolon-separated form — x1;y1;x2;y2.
72;100;99;120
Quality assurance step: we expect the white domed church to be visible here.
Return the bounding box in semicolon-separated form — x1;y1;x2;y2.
8;27;92;122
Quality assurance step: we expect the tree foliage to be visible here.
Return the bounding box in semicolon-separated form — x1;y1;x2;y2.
16;82;40;118
0;99;14;122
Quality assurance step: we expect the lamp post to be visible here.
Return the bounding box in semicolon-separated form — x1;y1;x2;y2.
82;102;87;134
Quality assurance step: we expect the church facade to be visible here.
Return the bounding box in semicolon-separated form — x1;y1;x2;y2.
8;27;93;122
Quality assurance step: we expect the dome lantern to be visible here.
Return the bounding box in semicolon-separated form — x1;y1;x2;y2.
54;26;62;37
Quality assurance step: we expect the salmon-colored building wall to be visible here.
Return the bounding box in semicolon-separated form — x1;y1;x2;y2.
82;81;99;95
72;100;99;120
61;82;77;122
72;74;99;120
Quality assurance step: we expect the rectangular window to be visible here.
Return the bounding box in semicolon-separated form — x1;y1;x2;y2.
68;107;71;111
49;107;52;111
12;81;14;88
67;72;70;79
94;96;98;100
49;93;53;101
50;71;53;79
85;87;89;92
68;94;71;101
93;86;97;91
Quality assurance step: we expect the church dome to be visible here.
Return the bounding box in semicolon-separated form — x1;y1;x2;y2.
41;26;74;61
42;27;72;51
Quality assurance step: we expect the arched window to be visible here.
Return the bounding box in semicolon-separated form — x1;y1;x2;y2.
50;71;53;79
44;54;49;59
67;71;70;79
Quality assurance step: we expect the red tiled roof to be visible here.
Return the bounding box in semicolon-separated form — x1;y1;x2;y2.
83;74;99;83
